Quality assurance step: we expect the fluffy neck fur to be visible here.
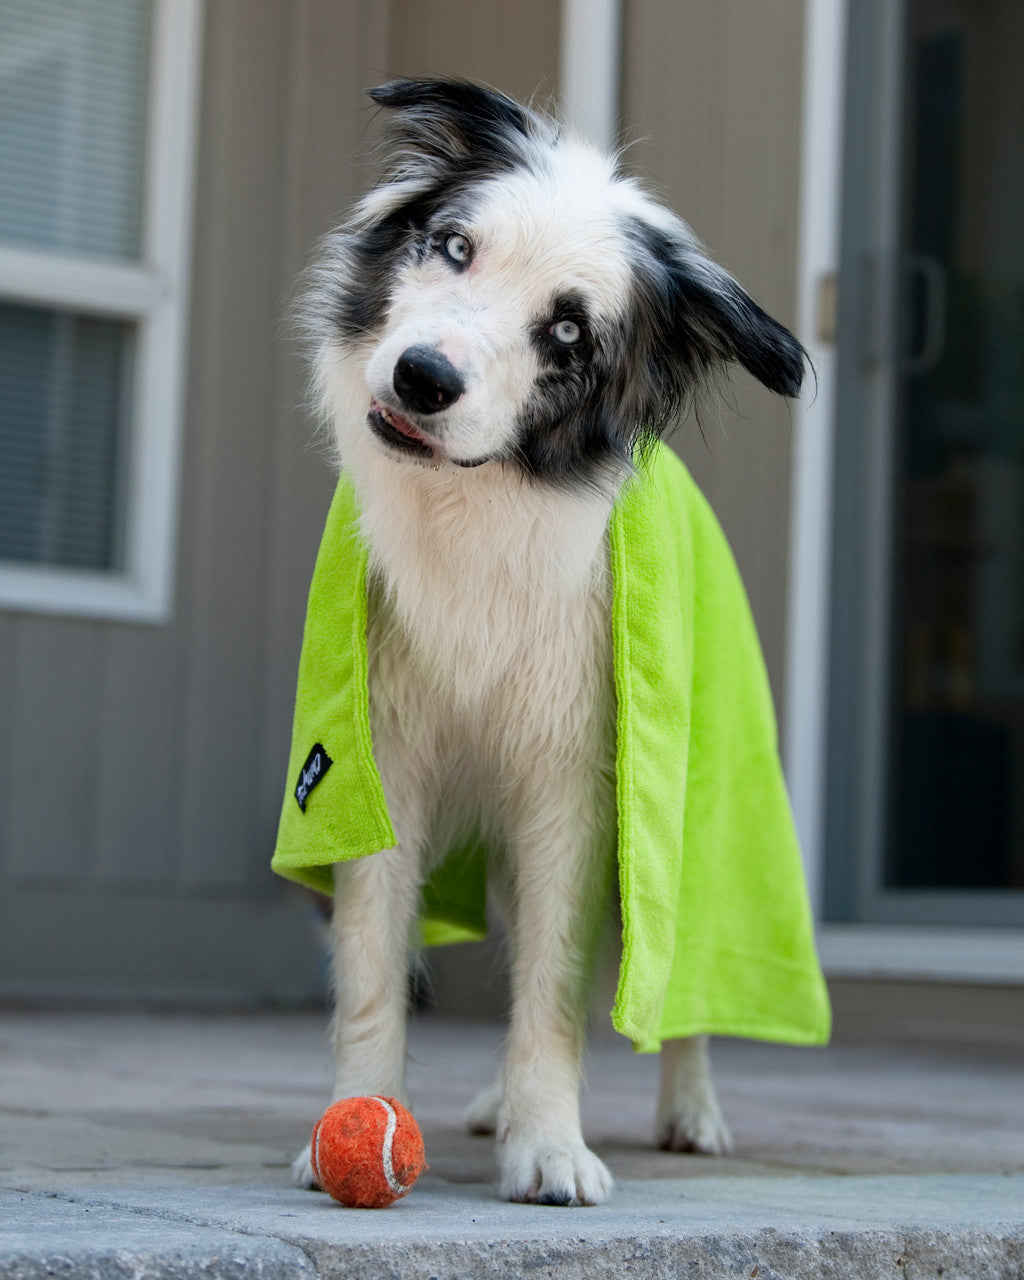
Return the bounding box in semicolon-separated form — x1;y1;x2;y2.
323;345;621;674
361;446;614;684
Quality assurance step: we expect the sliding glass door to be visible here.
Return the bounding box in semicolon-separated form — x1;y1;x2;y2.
827;0;1024;926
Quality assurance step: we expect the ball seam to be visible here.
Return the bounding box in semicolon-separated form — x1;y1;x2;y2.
373;1096;409;1198
311;1117;323;1187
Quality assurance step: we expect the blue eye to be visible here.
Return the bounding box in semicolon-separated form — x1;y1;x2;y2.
444;233;472;264
550;319;581;345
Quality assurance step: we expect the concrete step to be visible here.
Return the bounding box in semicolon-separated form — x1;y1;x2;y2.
4;1173;1024;1280
1;1009;1021;1278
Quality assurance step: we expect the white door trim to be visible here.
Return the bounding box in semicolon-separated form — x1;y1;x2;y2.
559;0;621;150
784;0;849;917
819;924;1024;985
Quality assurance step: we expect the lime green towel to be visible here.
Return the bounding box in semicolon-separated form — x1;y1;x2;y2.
273;444;831;1050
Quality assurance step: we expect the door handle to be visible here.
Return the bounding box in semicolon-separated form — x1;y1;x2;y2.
902;253;947;375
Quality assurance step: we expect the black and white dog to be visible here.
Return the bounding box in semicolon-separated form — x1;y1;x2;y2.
294;79;804;1206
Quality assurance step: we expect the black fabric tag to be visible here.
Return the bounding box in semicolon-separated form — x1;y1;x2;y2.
295;743;332;812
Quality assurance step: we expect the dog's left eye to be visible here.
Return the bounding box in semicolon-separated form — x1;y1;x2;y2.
443;234;473;264
549;319;581;345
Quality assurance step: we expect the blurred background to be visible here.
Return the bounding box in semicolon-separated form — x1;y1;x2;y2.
0;0;1021;1049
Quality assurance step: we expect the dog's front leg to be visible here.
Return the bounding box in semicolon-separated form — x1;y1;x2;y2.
291;835;424;1188
327;841;424;1100
498;789;614;1206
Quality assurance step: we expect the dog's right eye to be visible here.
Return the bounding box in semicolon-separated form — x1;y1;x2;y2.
550;319;581;345
443;233;473;265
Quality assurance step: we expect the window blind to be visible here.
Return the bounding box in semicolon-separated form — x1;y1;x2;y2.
0;0;152;261
0;0;151;575
0;301;133;570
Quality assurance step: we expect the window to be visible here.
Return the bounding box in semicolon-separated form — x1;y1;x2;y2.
0;0;202;621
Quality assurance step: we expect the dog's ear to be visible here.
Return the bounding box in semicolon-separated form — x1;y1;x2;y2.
666;255;806;397
366;78;551;184
628;217;806;403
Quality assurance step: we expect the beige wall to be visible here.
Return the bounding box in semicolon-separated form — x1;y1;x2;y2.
828;979;1024;1051
621;0;806;717
387;0;559;98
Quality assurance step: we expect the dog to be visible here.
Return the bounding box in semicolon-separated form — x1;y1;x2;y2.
288;78;806;1206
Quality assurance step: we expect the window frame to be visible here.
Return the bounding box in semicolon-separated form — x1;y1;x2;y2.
0;0;203;623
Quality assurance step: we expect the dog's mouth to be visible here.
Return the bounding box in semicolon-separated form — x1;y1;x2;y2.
368;399;437;460
367;398;492;469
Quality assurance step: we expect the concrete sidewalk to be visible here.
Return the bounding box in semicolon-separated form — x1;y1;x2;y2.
1;1008;1021;1278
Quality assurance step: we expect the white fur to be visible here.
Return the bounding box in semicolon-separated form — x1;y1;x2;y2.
294;119;732;1207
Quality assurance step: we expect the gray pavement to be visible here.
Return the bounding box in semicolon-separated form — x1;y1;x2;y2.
1;1008;1022;1278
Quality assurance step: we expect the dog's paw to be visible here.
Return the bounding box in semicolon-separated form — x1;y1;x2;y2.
465;1080;502;1135
499;1134;613;1206
291;1144;320;1190
655;1096;733;1155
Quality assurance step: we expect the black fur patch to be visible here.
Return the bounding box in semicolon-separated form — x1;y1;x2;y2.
530;291;594;370
326;190;457;342
366;79;550;186
517;296;633;489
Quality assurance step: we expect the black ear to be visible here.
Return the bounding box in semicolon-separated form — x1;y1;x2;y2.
626;217;806;400
669;258;806;397
366;78;552;183
367;78;534;139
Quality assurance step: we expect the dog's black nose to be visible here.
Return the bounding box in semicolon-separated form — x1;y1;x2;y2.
393;345;464;415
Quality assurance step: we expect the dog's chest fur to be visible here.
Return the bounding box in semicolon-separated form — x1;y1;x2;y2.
355;457;618;799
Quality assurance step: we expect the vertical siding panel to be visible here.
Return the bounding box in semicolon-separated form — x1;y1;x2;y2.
0;616;16;873
494;1;560;102
387;0;558;98
705;0;797;690
173;0;294;888
4;619;103;878
622;0;805;716
92;623;183;882
621;1;727;249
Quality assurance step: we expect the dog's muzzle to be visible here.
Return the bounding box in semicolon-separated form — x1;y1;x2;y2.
393;345;465;415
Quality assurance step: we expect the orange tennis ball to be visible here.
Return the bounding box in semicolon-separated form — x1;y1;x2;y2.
310;1096;427;1208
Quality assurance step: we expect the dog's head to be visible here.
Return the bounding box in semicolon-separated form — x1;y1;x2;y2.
309;78;805;490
